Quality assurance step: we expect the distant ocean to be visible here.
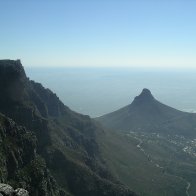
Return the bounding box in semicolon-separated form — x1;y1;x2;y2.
25;67;196;117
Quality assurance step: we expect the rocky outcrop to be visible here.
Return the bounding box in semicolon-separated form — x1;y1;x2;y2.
0;184;14;196
28;81;67;117
0;183;29;196
0;113;36;182
133;88;155;104
0;60;26;105
15;188;29;196
0;113;65;196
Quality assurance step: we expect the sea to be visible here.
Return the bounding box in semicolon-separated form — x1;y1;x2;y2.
25;67;196;117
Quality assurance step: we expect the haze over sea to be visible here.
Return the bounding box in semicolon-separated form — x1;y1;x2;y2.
26;67;196;117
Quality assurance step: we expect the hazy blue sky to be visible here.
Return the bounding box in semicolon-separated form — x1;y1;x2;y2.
0;0;196;68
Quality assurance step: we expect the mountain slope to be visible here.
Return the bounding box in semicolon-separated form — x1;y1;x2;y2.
0;113;62;195
0;60;136;196
97;129;188;196
96;88;196;137
96;89;196;195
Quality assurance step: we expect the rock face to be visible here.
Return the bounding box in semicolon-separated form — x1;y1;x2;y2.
0;183;29;196
0;60;26;105
15;188;29;196
0;113;61;196
133;88;154;104
0;60;137;196
0;184;14;196
96;88;196;137
0;113;36;181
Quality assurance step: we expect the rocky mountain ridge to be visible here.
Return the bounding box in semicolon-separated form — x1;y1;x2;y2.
0;59;136;196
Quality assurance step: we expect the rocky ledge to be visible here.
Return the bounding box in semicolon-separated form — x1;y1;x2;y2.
0;184;29;196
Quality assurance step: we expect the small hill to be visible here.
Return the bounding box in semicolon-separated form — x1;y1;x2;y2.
96;88;196;137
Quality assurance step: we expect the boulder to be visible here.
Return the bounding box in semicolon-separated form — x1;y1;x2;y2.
0;184;29;196
0;184;14;195
15;188;29;196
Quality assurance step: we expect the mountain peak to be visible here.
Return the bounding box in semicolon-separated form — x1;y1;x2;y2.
0;59;27;104
133;88;154;103
140;88;153;97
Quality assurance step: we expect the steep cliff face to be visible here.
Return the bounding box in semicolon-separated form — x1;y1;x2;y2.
0;60;136;196
0;113;36;182
0;60;27;105
0;113;64;196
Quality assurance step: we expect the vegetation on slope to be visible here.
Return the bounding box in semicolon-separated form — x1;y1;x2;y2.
97;129;188;196
97;88;196;137
0;59;136;196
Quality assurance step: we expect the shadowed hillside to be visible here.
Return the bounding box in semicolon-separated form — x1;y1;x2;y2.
0;60;136;196
96;88;196;137
96;89;196;196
